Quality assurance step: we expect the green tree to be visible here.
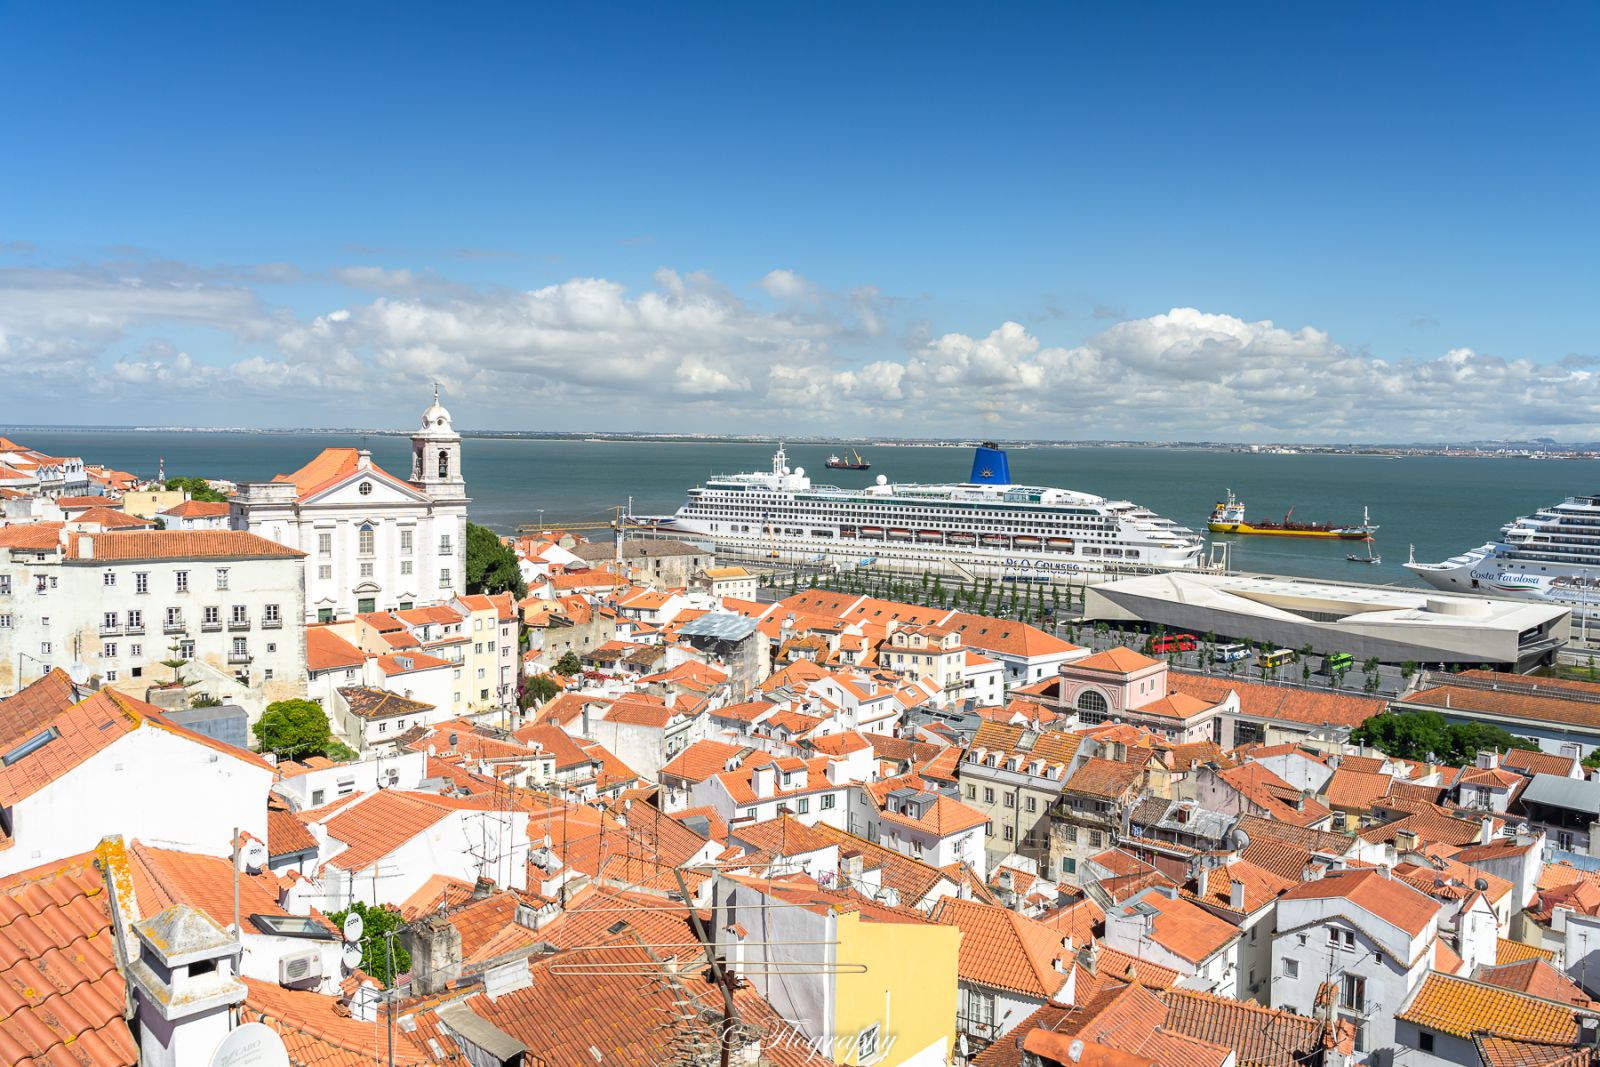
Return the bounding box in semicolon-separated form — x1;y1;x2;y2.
1400;661;1419;681
252;699;332;759
1444;722;1539;763
165;476;227;503
160;641;197;688
190;694;224;708
1351;710;1448;761
554;651;583;677
326;902;411;987
324;740;359;762
522;673;561;708
1584;750;1600;771
464;522;527;598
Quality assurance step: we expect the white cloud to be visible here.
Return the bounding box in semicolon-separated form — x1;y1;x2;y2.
1;259;1597;440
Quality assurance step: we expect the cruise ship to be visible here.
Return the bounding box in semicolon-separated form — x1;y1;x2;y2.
1406;494;1600;611
635;443;1205;582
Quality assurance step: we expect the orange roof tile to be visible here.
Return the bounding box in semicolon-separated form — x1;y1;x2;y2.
1398;972;1580;1042
305;627;367;672
68;529;304;560
159;499;232;518
1170;670;1382;728
1117;890;1239;964
0;849;136;1067
1280;867;1440;937
241;978;445;1064
1073;646;1161;673
1498;938;1558;966
932;898;1072;998
321;792;458;870
659;738;750;783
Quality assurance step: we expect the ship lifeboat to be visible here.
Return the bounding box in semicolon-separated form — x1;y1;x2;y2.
917;530;942;542
981;534;1009;547
840;527;857;537
1046;537;1074;550
887;528;913;540
860;526;884;538
1015;535;1043;548
949;532;976;545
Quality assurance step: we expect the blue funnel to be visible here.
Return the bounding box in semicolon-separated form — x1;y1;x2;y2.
969;442;1012;484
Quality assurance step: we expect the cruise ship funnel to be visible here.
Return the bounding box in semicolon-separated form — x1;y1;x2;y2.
970;443;1011;485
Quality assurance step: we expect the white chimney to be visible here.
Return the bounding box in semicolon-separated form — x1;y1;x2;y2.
752;763;777;800
1480;815;1495;846
78;534;93;559
1229;880;1246;912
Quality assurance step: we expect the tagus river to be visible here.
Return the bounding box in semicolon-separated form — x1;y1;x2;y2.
14;430;1593;590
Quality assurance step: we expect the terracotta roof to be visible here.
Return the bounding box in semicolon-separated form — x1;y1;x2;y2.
269;447;418;504
1502;749;1579;778
513;723;596;772
803;823;951;905
1407;684;1600;731
398;874;478;919
0;848;136;1067
127;843;316;932
70;506;155;529
1476;959;1596;1007
932;898;1071;998
939;612;1080;658
1092;945;1181;989
0;523;67;550
241;978;444;1065
337;686;433;720
1498;938;1558;966
1398;972;1581;1042
1280;867;1440;937
604;697;675;728
67;529;305;560
1217;763;1331;826
1473;1036;1590;1067
730;814;835;858
0;668;77;748
159;499;232;518
1162;988;1347;1067
1063;757;1143;799
322;792;458;870
1073;647;1161;673
1170;670;1382;727
1324;767;1395;810
305;627;367;672
1116;889;1238;964
267;807;318;858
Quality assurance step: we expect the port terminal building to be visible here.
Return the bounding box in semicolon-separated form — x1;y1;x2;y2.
1083;571;1568;671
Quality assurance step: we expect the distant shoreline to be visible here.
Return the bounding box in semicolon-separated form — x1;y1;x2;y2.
1;424;1594;458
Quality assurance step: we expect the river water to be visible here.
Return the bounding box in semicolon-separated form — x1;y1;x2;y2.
12;429;1593;590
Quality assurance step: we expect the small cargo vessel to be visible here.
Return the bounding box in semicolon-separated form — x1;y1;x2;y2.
825;447;871;471
1208;491;1376;540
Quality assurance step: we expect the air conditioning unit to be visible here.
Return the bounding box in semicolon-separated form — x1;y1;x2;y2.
279;949;323;986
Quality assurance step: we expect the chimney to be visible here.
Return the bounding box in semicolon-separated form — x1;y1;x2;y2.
1477;749;1499;770
1297;789;1310;813
357;449;372;470
126;905;246;1067
471;875;494;900
1377;865;1392;880
1480;814;1495;846
1229;879;1246;912
77;534;93;559
401;914;463;996
1396;828;1420;854
752;763;777;800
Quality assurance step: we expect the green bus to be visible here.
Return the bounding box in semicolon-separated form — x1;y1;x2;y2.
1323;652;1354;674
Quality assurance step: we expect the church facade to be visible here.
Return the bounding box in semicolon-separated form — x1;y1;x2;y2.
231;390;470;622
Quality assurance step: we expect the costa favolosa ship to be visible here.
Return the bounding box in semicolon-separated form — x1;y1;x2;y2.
1207;490;1377;540
1406;492;1600;611
634;443;1204;582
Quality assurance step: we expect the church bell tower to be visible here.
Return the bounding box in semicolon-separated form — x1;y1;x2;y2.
411;384;466;503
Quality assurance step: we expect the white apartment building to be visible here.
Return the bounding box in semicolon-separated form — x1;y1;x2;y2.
231;389;469;622
0;527;308;718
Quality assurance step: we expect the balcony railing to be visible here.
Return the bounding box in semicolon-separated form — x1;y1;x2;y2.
99;625;121;636
125;623;144;635
228;619;251;631
262;618;283;629
163;621;187;634
226;652;251;665
202;621;222;632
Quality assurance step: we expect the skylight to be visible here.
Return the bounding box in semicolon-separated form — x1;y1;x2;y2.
1;727;59;767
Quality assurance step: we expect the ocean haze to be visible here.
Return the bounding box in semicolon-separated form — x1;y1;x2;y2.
12;429;1583;590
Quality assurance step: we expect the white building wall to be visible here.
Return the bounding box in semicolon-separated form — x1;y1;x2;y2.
330;808;528;908
0;726;272;878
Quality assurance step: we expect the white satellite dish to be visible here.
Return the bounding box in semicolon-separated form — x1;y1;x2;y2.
343;912;364;944
342;944;364;970
209;1022;290;1067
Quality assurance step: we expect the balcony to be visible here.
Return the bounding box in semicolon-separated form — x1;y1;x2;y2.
228;619;251;632
99;625;121;637
124;623;144;635
227;652;251;665
163;621;187;634
262;618;283;629
202;621;222;632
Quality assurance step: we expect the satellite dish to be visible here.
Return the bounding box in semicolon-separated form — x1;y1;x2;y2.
875;474;888;486
342;944;364;970
209;1022;290;1067
343;912;365;944
794;466;805;477
1474;877;1490;891
1231;828;1250;851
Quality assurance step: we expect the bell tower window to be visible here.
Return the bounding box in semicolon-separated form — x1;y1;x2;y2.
438;450;450;479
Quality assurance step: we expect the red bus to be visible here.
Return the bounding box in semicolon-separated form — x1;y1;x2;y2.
1148;633;1198;654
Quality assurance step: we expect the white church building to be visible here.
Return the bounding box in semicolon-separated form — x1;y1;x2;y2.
231;390;470;621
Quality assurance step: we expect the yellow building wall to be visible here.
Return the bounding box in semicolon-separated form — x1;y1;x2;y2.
121;489;188;519
832;912;960;1066
462;604;500;710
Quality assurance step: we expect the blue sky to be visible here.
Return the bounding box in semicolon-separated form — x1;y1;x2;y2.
2;2;1597;440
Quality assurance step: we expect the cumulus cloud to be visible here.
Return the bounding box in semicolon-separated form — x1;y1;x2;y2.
0;257;1595;439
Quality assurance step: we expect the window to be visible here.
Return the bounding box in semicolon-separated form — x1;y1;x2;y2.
319;565;332;580
357;597;375;614
439;535;452;555
358;481;373;496
400;560;412;576
102;642;117;658
440;568;451;586
318;608;335;624
821;793;835;810
318;532;332;556
983;787;994;803
1284;958;1299;979
127;610;142;631
232;638;247;656
311;789;325;806
1341;974;1365;1012
102;570;116;587
104;669;117;682
1025;795;1037;813
179;640;194;659
360;562;374;578
1076;689;1108;715
1060;857;1076;875
175;570;189;592
0;615;10;628
130;643;141;657
1003;792;1014;808
204;606;220;625
965;784;975;799
358;526;375;556
165;606;183;628
134;571;149;594
231;604;248;625
1089;829;1103;848
437;449;449;479
215;568;229;590
1419;1033;1434;1054
103;611;118;631
1003;825;1014;842
265;604;281;624
0;575;9;594
856;1025;879;1063
40;642;52;655
796;797;809;815
400;529;413;554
